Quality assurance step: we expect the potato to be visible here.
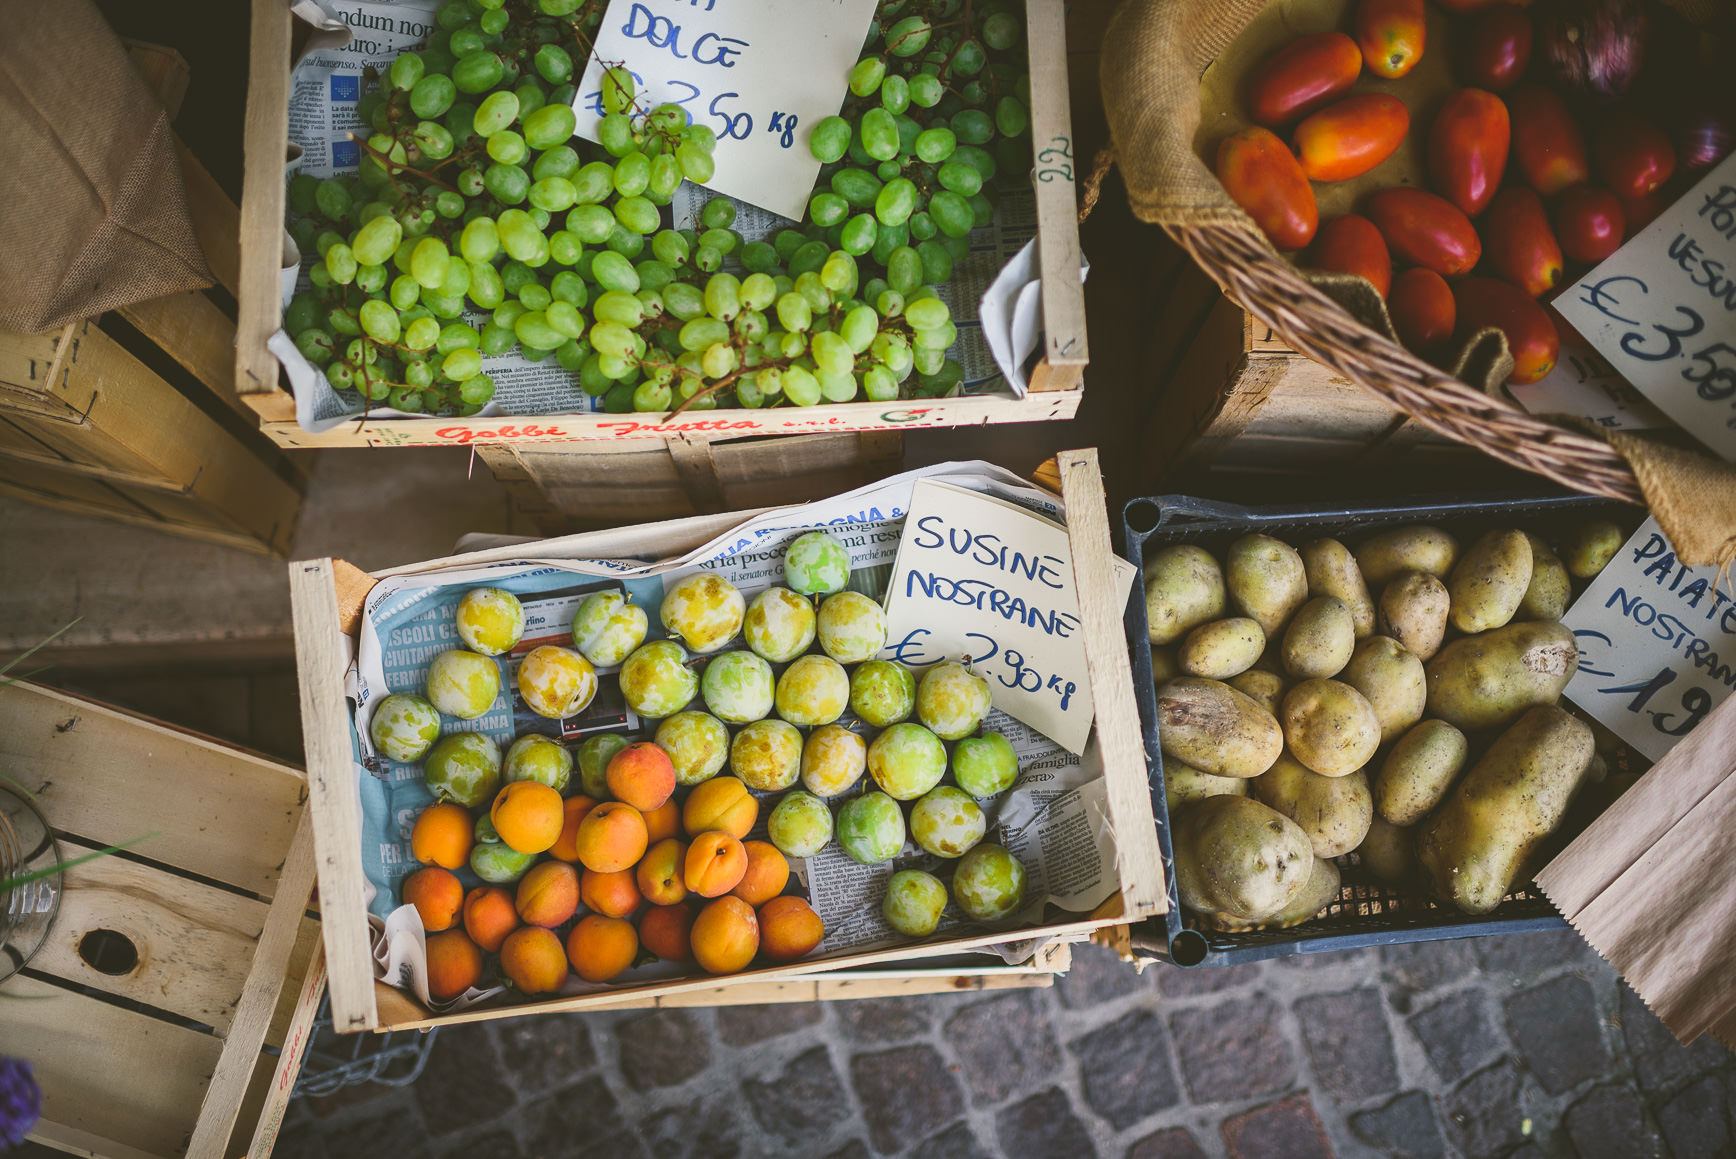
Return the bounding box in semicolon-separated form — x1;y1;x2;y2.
1558;519;1624;579
1339;636;1426;744
1281;596;1356;680
1517;533;1570;622
1172;795;1313;920
1423;620;1579;731
1226;534;1308;638
1301;538;1376;637
1252;752;1373;858
1415;705;1595;915
1378;571;1450;661
1447;529;1533;634
1215;856;1340;930
1179;617;1266;680
1281;678;1382;777
1357;816;1415;886
1144;545;1228;644
1375;719;1468;825
1149;644;1182;684
1155;677;1284;779
1164;759;1251;817
1228;669;1286;715
1355;525;1461;588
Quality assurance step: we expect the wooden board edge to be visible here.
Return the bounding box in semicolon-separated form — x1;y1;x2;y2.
245;938;327;1157
1027;0;1089;378
237;0;294;401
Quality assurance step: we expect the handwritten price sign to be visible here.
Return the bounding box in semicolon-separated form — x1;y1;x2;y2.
574;0;878;220
1554;150;1736;461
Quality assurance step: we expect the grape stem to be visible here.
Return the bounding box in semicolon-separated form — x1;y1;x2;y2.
347;132;461;193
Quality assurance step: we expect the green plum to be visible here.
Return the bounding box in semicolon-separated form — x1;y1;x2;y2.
801;723;868;797
660;572;745;654
571;590;648;666
915;660;992;740
849;660;916;727
454;586;525;655
470;841;537;883
743;586;817;662
425;648;501;719
836;791;906;864
882;869;948;937
952;732;1019;797
775;654;850;726
784;530;851;595
866;722;947;800
700;650;775;724
730;718;804;791
576;733;629;798
816;591;888;664
619;639;699;718
655;710;730;785
952;843;1027;922
502;734;572;792
423;731;501;807
910;786;986;858
474;813;502;844
768;789;834;858
369;693;441;762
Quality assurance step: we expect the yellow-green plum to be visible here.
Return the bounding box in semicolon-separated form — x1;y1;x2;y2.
882;869;948;937
775;655;850;726
784;530;852;595
454;587;525;656
730;719;804;791
570;591;648;667
425;649;501;719
952;843;1027;922
654;710;730;786
951;732;1019;798
836;791;906;863
469;842;537;884
867;722;947;800
816;591;887;664
619;640;699;718
502;734;572;792
660;573;745;654
915;661;991;740
801;724;868;797
850;660;916;728
576;733;629;799
910;786;986;858
699;650;775;724
742;587;817;663
516;645;597;719
474;812;502;844
768;790;833;858
369;693;441;762
424;732;501;808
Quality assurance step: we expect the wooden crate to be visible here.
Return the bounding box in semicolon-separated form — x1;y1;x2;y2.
233;0;1088;448
290;447;1164;1032
479;431;905;533
1;680;322;1159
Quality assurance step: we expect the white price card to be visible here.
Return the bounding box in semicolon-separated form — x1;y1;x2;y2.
1553;150;1736;460
573;0;878;221
1507;333;1672;432
1562;516;1736;763
878;480;1138;755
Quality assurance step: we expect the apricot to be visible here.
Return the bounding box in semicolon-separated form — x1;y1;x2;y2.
691;895;760;975
759;895;824;962
491;780;565;854
566;914;638;983
547;794;599;863
581;867;643;918
636;837;690;906
642;798;681;845
682;775;758;839
731;840;790;906
605;742;677;812
685;831;749;898
425;929;484;1001
462;885;521;952
515;860;581;928
500;925;568;995
575;801;649;873
411;802;474;870
402;866;463;932
639;903;695;961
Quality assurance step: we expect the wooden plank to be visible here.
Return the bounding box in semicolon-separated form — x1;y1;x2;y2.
117;290;248;419
1027;0;1089;384
176;143;241;299
237;0;294;400
267;915;326;1049
0;469;286;557
248;938;326;1157
0;323;82;422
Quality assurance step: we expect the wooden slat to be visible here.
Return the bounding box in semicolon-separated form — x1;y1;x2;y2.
248;938;326;1158
236;0;293;400
1027;0;1089;388
176;143;241;300
118;290;248;419
0;324;80;422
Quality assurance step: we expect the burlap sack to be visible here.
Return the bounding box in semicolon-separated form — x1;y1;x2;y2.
0;0;212;335
1099;0;1736;568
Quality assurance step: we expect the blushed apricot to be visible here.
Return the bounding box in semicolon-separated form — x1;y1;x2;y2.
730;841;790;907
682;776;757;839
500;925;568;995
566;914;638;982
402;866;463;932
547;794;599;863
462;885;520;952
605;742;677;812
691;895;759;975
684;831;748;898
581;867;642;919
515;860;580;928
575;801;648;873
758;895;824;962
639;903;695;961
642;798;681;845
425;929;484;1001
491;780;565;854
411;802;474;870
636;838;689;906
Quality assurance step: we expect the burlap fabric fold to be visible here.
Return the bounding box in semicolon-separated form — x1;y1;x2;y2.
1099;0;1736;567
0;0;212;335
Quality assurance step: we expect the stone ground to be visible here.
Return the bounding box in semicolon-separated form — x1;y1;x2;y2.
256;931;1733;1159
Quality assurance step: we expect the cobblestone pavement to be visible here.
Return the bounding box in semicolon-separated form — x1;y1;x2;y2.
264;929;1735;1159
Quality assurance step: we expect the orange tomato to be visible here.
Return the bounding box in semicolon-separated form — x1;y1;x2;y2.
1305;215;1393;297
1427;89;1510;218
1454;276;1560;384
1479;187;1564;298
1594;113;1676;200
1460;6;1532;92
1355;0;1426;79
1293;94;1410;182
1216;128;1319;251
1554;185;1625;263
1366;188;1482;276
1388;268;1457;358
1509;84;1589;196
1246;32;1363;127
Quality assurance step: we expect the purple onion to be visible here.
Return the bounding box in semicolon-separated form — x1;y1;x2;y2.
1676;104;1736;172
0;1057;41;1148
1536;0;1649;99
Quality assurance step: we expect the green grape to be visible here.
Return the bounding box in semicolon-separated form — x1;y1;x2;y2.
840;305;879;352
534;43;574;83
784;364;822;405
776;291;812;332
550;271;587;304
442;347;484;381
523;104;576;151
437;322;481;354
810;330;854;376
995;96;1029;138
577;354;613;393
679;317;729;350
886;16;932;56
434;189;465;219
601;66;635;115
492;208;538;261
598;113;635;156
487;130;528;165
518;282;553;310
952;39;987;77
952;110;994;144
533;146;581;180
593;290;644;326
809;192;850;228
515;80;547;119
513;311;565;350
453;51;505;94
289;173;319;215
388;274;419;310
703;272;742;320
592;249;641;292
344;338;377;366
874;178;918;227
572;161;615;204
589;320;636;359
700;198;736;230
615;195;659;235
314;179;353;222
908;72;943;108
456;167;486;197
633;379;673;411
863;364;899;401
871;328;908;364
880;75;910;115
567;203;614;243
789;240;829;277
351;215;403;266
325;243;358;285
405;316;441;351
676;143;715;183
905;297;950;331
860;109;900;161
915;127;957;164
540;0;584;14
652;229;689;265
494;300;528;329
982;11;1022;49
459;374;495;405
693;244;722;273
450;27;487;57
664;281;705;319
284;294;319;335
818;369;858;402
469;261;505;308
831;168;882;209
385;386;422;412
739;272;777;311
809;116;851;164
772;230;806;262
939;233;971;261
908;211;937;241
388;52;424;92
913;345;946;375
613;152;651;197
437;254;470;298
295;328;335;365
406;357;436;387
756;366;784;396
546;300;585;338
554;338;587;370
840;213;878;255
549;230;583;264
849;57;887;98
740;241;779;273
821;251;857;295
927;191;974;238
483;163;530;204
457;217;501;264
700;342;736;377
698;228;737;255
326;360;354;390
936;161;982;196
916;240;952;284
478;6;509;34
529;176;577;212
647;153;682;200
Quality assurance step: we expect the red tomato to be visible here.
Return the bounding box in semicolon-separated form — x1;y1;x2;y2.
1479;187;1564;298
1217;128;1319;251
1427;89;1511;218
1306;215;1393;297
1555;185;1626;263
1461;7;1532;92
1246;32;1364;127
1366;188;1482;276
1293;94;1411;182
1388;268;1456;357
1594;113;1676;200
1356;0;1427;80
1453;276;1560;384
1509;84;1590;196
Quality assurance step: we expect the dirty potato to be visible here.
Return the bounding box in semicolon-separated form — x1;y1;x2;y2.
1357;816;1416;886
1228;669;1286;716
1226;534;1308;638
1558;519;1624;579
1144;545;1227;645
1447;529;1533;634
1149;644;1182;684
1252;752;1373;858
1517;533;1570;621
1339;636;1426;744
1172;795;1313;920
1215;855;1340;930
1374;718;1469;825
1281;596;1356;680
1280;678;1383;777
1179;617;1266;680
1164;759;1251;817
1354;525;1461;587
1423;620;1579;731
1378;571;1451;661
1301;538;1376;637
1155;677;1284;779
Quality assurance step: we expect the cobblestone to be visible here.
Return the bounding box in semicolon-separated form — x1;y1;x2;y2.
1220;1092;1334;1159
1069;1008;1181;1129
1503;974;1611;1094
617;1009;712;1091
1294;988;1399;1104
1564;1083;1664;1159
1407;990;1497;1083
1348;1090;1444;1159
943;992;1061;1107
851;1045;965;1154
1171;993;1296;1104
715;1001;824;1046
1658;1073;1732;1159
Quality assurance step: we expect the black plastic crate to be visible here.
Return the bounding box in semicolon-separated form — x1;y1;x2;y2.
1122;491;1630;968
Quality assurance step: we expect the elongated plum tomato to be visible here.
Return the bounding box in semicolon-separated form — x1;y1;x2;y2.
1216;128;1318;251
1293;93;1410;182
1478;187;1564;298
1245;31;1363;127
1453;276;1560;385
1508;84;1589;196
1427;89;1510;218
1366;188;1481;275
1388;268;1456;357
1355;0;1426;79
1461;6;1532;92
1305;214;1392;297
1554;185;1625;263
1594;113;1675;200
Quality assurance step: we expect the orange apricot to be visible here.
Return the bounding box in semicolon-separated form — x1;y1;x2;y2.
682;775;757;839
411;802;474;870
547;794;599;863
758;895;824;962
635;837;690;906
402;866;463;932
684;831;748;898
575;801;649;873
581;867;643;919
639;903;696;961
500;925;569;995
425;929;484;1001
462;885;520;952
605;742;677;812
691;895;760;975
642;797;681;845
566;914;639;983
516;860;581;928
491;780;565;854
730;840;790;907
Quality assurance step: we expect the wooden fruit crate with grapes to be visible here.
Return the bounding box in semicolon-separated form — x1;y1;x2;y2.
234;0;1087;449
